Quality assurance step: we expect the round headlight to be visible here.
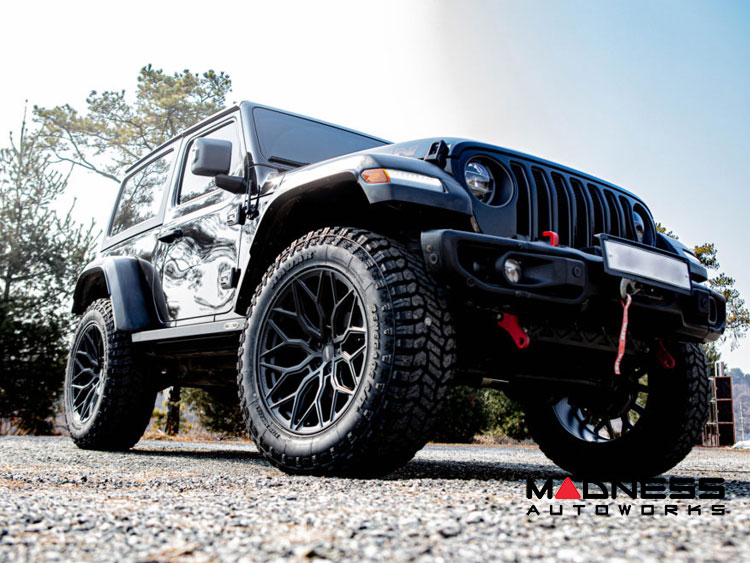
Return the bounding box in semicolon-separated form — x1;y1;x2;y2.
465;160;495;203
632;211;646;242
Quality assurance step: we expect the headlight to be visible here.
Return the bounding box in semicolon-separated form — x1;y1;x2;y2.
464;160;495;203
361;168;444;192
632;210;646;242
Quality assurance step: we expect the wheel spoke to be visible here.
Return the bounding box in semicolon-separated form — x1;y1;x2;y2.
605;420;615;438
314;378;326;427
334;325;367;345
75;349;97;365
81;386;99;420
291;281;323;338
293;400;316;431
289;374;319;429
260;337;313;358
267;319;292;343
267;393;294;410
264;370;295;402
71;367;97;382
340;344;366;362
74;382;97;410
326;270;339;310
260;354;314;376
330;359;356;394
330;288;354;335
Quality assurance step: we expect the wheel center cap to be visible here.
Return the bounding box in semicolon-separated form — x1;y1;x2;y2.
322;343;335;362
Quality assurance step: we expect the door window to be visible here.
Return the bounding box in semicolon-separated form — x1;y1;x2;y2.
110;150;174;236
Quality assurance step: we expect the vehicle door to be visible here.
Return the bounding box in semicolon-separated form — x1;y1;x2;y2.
155;116;247;323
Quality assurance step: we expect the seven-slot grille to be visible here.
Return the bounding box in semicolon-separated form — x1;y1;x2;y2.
502;157;651;249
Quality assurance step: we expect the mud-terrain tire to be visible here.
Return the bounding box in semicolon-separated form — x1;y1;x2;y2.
64;298;156;450
238;227;456;476
524;343;709;479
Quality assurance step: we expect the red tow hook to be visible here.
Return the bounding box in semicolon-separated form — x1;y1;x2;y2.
497;313;530;349
542;231;559;247
657;339;676;370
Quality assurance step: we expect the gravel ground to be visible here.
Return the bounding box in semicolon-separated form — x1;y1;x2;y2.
1;437;749;562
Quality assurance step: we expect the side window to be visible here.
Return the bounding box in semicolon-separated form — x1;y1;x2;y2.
179;121;243;204
110;150;174;236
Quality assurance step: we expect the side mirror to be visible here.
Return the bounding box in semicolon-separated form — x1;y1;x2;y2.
191;138;232;176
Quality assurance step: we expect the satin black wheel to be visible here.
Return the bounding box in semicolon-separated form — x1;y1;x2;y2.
68;323;106;425
552;372;649;443
258;267;369;435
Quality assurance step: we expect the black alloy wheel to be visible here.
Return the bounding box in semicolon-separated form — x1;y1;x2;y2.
258;267;369;435
68;323;107;425
552;370;649;443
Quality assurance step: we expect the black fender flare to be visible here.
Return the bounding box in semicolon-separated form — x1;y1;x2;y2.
232;163;473;314
72;257;167;332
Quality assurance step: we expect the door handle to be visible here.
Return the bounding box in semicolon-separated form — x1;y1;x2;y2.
157;228;183;243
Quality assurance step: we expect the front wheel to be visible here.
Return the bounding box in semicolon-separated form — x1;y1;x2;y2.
237;227;456;476
524;343;710;479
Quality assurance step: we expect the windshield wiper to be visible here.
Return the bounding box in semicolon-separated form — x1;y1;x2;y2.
269;156;307;168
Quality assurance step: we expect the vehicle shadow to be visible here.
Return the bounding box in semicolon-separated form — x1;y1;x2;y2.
130;447;265;462
388;458;568;482
129;444;567;482
126;444;750;496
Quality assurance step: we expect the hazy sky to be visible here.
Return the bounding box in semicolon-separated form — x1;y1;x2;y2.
2;0;748;370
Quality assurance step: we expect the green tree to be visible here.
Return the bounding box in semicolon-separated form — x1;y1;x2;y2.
0;112;96;434
34;65;232;183
34;65;237;436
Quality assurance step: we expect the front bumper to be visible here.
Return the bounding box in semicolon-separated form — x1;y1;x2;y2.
421;229;726;343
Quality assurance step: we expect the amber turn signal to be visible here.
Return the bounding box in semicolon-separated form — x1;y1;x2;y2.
361;168;390;184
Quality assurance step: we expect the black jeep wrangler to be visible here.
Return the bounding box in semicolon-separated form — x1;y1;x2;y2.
65;102;725;478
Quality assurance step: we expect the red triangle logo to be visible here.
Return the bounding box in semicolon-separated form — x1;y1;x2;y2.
554;478;581;500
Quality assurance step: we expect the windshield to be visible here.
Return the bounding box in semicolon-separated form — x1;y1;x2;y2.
252;107;387;166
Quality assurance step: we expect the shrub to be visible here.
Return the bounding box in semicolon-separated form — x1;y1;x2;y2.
182;388;246;437
432;386;489;443
432;386;529;443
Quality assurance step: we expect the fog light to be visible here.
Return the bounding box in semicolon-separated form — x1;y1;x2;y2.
504;259;522;284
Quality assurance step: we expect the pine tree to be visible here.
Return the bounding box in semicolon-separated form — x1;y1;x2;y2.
0;110;96;433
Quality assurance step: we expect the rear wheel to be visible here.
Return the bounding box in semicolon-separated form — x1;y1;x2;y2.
524;343;709;478
238;227;456;476
64;299;156;450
